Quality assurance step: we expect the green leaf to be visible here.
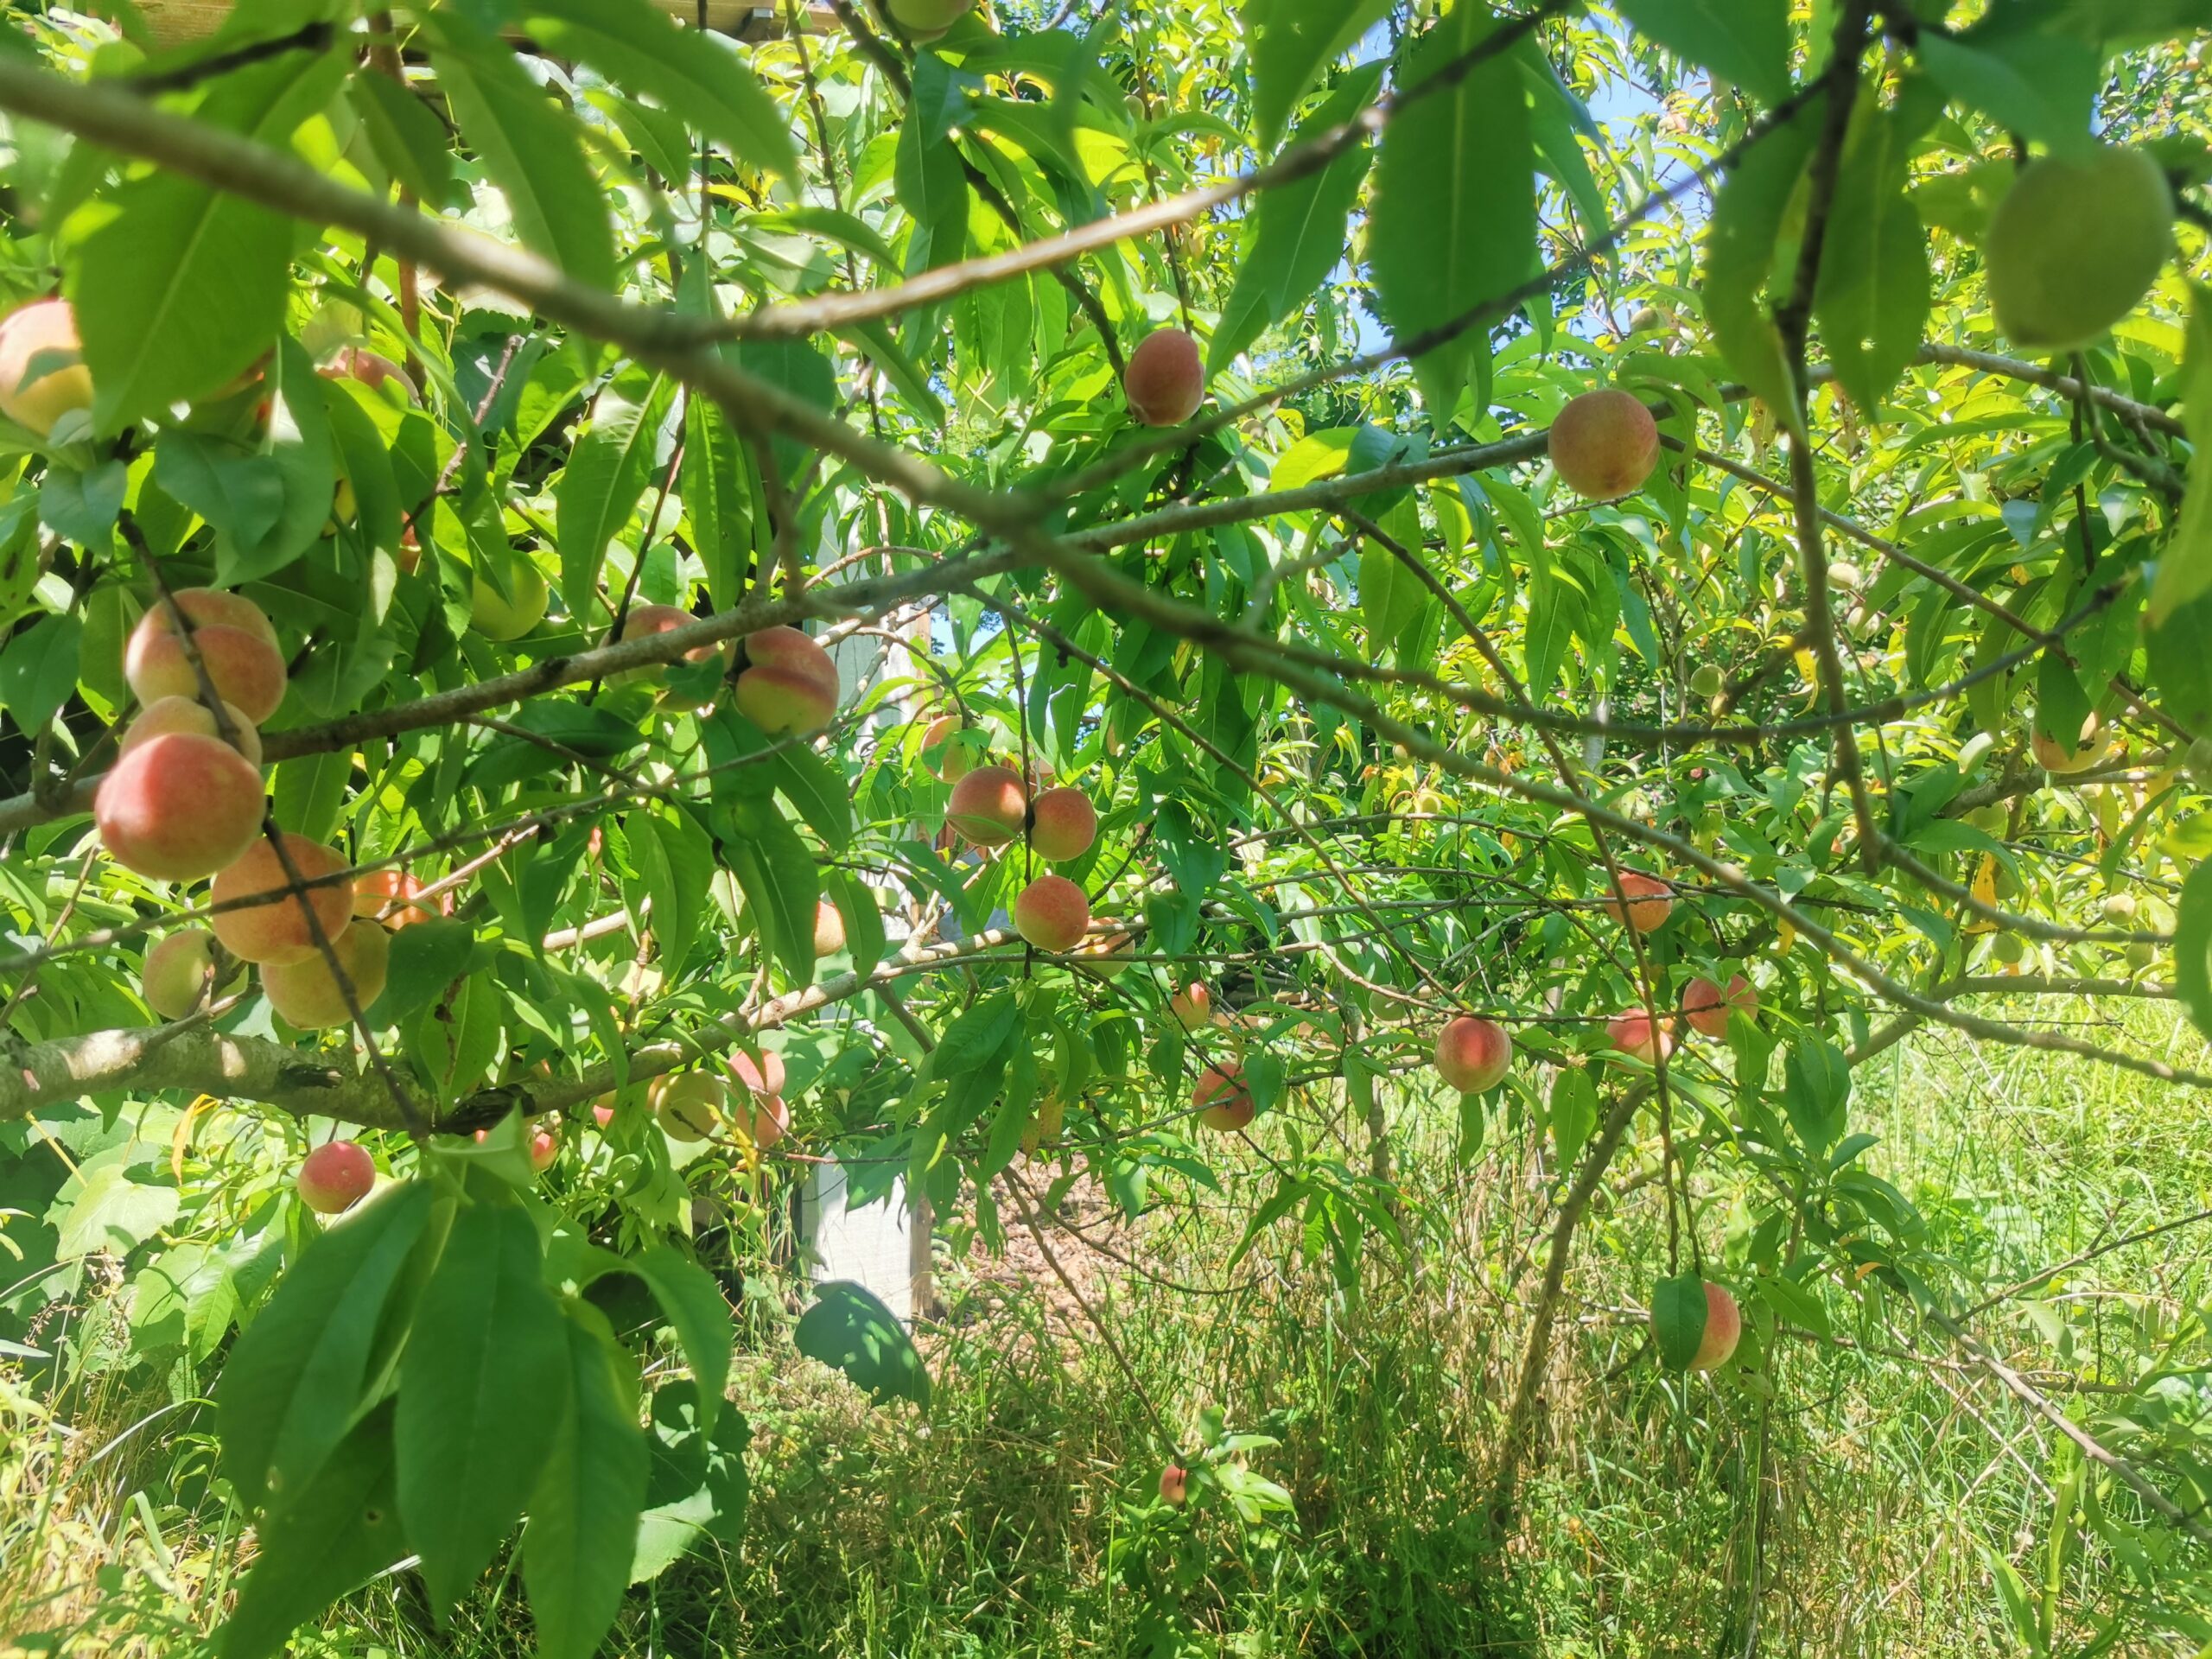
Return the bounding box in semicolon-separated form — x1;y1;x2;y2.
837;315;948;428
153;431;286;547
219;1403;409;1659
1369;5;1535;425
216;336;336;586
1649;1272;1710;1371
68;51;344;430
1782;1036;1851;1156
626;1244;734;1440
726;793;821;985
271;750;351;846
0;612;82;734
1917;29;2098;159
426;14;617;291
794;1281;931;1408
630;1382;749;1584
1357;537;1423;656
1617;0;1791;105
894;88;969;274
767;742;853;855
682;393;750;614
632;807;713;976
524;0;797;180
524;1311;650;1659
2172;859;2212;1046
1815;90;1936;414
48;1157;179;1259
347;72;458;205
556;366;663;630
1702;93;1821;423
37;459;125;545
1211;63;1382;374
1249;0;1390;149
368;917;474;1026
219;1182;435;1510
396;1201;571;1621
2147;283;2212;626
823;865;886;974
1548;1066;1597;1170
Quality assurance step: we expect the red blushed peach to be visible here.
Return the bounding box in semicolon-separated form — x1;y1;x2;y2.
1654;1280;1742;1372
615;603;734;707
1169;982;1211;1032
747;1094;791;1151
1603;871;1674;933
297;1140;375;1214
1434;1015;1511;1093
320;346;418;404
209;834;356;965
813;897;847;957
261;918;391;1029
1123;328;1205;427
1159;1463;1189;1506
1607;1011;1674;1063
528;1122;560;1172
2031;711;2109;775
353;869;445;930
124;588;288;723
920;714;979;783
1027;786;1096;861
1682;974;1757;1039
94;733;267;882
143;928;226;1020
728;1047;788;1101
948;765;1028;846
1015;874;1090;951
118;695;262;766
591;1094;617;1128
734;626;839;734
1194;1061;1255;1131
651;1071;726;1141
0;297;92;437
1549;389;1659;500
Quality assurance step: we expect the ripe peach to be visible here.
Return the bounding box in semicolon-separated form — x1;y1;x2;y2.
353;869;443;929
1653;1280;1742;1372
728;1047;788;1101
319;346;418;404
209;834;356;965
1168;982;1211;1032
651;1071;725;1141
142;928;227;1020
1603;871;1674;932
1123;328;1205;427
747;1094;791;1150
1549;389;1659;500
94;733;266;882
1027;786;1096;861
591;1094;617;1128
124;588;288;723
1194;1061;1255;1131
1434;1015;1511;1093
470;560;549;642
947;765;1028;846
616;602;733;706
2031;711;2109;775
1159;1463;1189;1506
118;695;262;766
297;1139;375;1214
734;626;839;734
814;896;847;956
1607;1011;1674;1063
1681;974;1756;1039
920;714;978;783
0;297;92;437
261;918;391;1028
1015;874;1090;952
529;1122;560;1172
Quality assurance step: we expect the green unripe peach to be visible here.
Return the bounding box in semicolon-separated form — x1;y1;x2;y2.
1688;664;1724;699
2101;893;2138;925
2125;940;2157;969
1987;146;2173;352
1990;931;2024;964
884;0;972;36
471;560;550;642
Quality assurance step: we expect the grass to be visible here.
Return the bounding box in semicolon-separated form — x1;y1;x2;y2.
6;999;2211;1656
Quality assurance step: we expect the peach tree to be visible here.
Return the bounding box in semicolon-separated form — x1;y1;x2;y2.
0;0;2209;1650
